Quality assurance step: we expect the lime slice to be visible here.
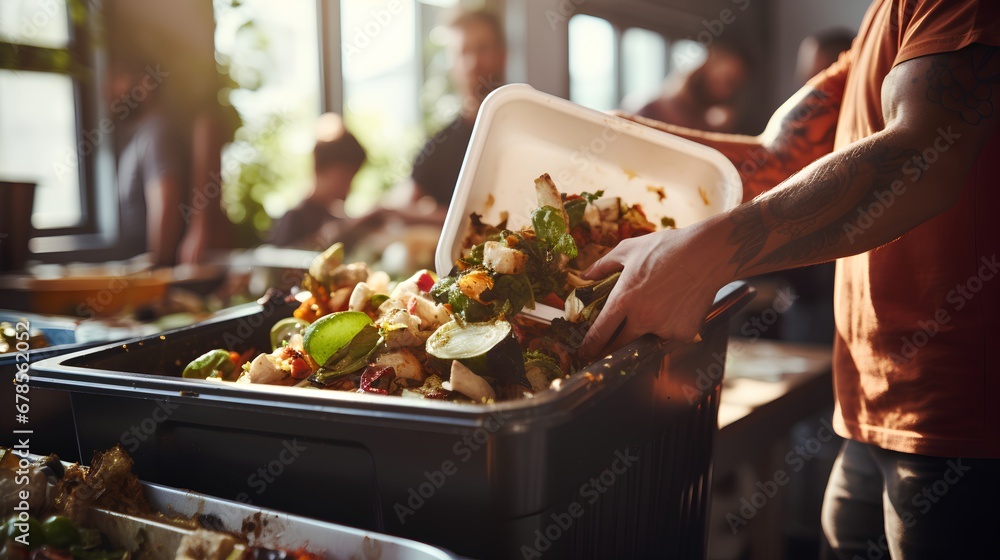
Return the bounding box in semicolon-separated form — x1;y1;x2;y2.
303;311;373;365
270;317;309;350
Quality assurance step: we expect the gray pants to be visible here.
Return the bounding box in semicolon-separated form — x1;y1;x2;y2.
821;439;1000;559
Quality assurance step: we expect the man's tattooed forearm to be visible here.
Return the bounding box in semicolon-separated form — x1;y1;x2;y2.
726;203;769;270
726;144;921;273
768;160;856;236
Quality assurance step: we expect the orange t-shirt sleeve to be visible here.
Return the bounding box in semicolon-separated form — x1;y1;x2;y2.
895;1;1000;67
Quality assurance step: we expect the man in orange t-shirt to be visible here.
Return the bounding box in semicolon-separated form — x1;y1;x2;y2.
585;1;999;556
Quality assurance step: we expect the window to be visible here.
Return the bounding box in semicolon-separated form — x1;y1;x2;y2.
340;0;424;213
0;0;91;232
568;14;617;111
621;27;668;107
214;0;446;233
213;0;322;235
670;39;707;74
567;14;705;112
340;0;456;213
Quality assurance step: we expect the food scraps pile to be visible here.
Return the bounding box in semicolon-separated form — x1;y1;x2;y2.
182;174;666;403
0;446;323;559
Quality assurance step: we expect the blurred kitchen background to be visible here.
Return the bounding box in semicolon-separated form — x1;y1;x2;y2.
1;0;866;268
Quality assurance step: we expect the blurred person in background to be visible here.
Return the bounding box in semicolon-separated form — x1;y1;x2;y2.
636;42;751;133
176;99;239;265
797;28;856;84
112;55;187;267
408;8;506;209
112;55;233;267
270;113;366;248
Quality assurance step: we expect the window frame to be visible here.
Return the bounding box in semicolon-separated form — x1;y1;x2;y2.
0;0;101;240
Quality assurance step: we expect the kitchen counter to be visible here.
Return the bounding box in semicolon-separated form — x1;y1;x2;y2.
718;338;833;444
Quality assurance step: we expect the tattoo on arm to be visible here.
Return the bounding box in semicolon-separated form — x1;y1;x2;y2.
722;44;1000;277
726;45;1000;276
732;85;844;198
766;87;842;174
727;144;921;274
926;45;999;125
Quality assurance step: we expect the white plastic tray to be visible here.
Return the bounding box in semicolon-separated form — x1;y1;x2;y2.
435;84;742;322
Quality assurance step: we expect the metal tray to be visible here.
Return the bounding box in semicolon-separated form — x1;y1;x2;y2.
6;452;459;560
141;480;460;559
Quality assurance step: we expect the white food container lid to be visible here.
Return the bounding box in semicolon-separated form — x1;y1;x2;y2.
435;83;742;323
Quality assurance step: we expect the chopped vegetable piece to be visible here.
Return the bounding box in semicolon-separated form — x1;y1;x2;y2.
307;242;345;284
360;365;396;395
269;317;309;351
531;206;578;259
426;319;513;362
183;349;239;380
41;516;80;549
457;269;494;304
443;360;496;402
416;271;436;292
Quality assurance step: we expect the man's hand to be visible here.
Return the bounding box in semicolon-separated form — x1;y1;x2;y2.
581;222;731;358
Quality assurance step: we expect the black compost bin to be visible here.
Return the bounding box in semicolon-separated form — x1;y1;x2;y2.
32;285;752;559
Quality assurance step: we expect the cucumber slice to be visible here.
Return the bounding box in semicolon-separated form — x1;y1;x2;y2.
426;319;512;361
426;319;529;391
